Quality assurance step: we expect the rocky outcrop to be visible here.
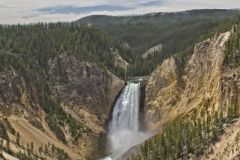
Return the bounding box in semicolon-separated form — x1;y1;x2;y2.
142;44;163;59
48;53;124;131
145;56;180;127
0;69;44;125
145;31;239;131
111;49;129;71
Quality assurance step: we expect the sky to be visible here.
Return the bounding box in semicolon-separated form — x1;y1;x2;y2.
0;0;239;24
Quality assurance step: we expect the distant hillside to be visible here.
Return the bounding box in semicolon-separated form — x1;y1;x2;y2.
77;9;240;76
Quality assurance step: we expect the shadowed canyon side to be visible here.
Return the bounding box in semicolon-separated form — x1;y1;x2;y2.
104;83;150;159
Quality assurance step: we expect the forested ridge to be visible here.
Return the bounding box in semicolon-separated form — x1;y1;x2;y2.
78;9;240;75
0;23;129;78
1;10;239;78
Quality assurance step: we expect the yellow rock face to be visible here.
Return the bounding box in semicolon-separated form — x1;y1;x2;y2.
145;31;239;132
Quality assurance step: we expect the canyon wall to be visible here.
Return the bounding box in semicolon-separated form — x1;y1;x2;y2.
0;53;124;159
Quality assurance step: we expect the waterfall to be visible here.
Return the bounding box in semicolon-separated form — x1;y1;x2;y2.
105;82;150;159
110;82;140;132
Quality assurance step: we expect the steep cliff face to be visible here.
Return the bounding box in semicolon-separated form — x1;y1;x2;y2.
0;54;124;159
145;31;239;130
142;43;163;59
111;49;129;71
48;54;123;125
145;57;180;128
0;69;44;126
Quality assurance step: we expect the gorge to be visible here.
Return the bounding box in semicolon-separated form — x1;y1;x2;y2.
0;9;239;160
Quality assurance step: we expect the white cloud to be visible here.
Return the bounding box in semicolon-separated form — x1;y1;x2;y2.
0;0;239;24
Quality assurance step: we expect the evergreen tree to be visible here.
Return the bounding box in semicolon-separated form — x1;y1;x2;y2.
16;132;20;146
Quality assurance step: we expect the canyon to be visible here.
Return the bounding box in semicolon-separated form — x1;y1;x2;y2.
0;9;239;160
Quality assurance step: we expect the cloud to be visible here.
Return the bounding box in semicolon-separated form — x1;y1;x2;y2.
138;0;166;7
37;5;131;14
0;0;239;24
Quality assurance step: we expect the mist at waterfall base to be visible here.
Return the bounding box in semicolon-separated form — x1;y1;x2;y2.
103;83;151;159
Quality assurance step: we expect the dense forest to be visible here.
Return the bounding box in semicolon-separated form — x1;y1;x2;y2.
131;100;239;160
0;23;129;78
78;9;240;75
224;24;240;67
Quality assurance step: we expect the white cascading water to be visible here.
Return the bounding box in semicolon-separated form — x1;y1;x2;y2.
104;82;150;159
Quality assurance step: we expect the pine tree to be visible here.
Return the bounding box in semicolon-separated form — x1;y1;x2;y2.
39;145;43;155
30;142;34;153
44;144;48;155
16;132;20;146
0;139;3;153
